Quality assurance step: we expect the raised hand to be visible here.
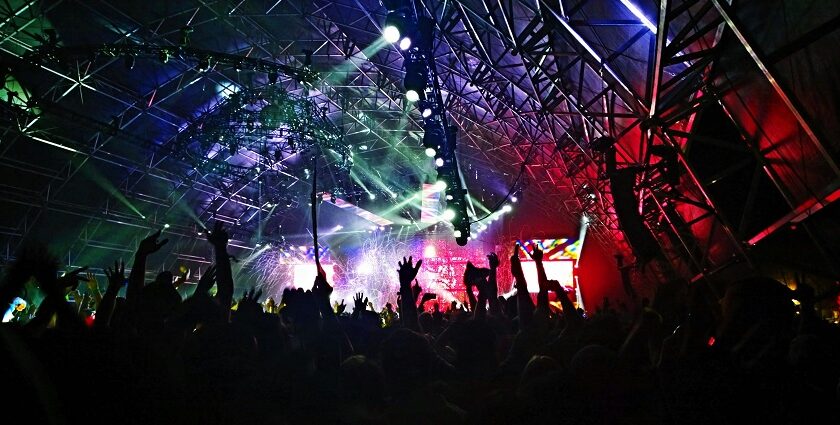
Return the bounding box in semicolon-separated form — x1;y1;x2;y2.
336;299;347;315
397;256;422;287
487;252;500;269
206;221;229;249
137;230;168;256
353;292;368;313
529;246;544;262
412;279;422;302
546;279;563;293
510;249;524;279
173;268;190;289
57;266;89;293
103;260;125;293
420;292;437;304
237;287;264;322
86;272;100;294
313;274;333;299
195;264;217;294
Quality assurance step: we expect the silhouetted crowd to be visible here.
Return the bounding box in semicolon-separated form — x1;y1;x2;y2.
1;222;839;424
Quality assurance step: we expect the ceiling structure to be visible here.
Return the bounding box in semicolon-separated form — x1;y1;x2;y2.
1;0;838;284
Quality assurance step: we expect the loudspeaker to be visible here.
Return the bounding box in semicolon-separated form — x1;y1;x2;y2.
610;168;661;264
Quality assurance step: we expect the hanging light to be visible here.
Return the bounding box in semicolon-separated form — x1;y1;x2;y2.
399;37;412;50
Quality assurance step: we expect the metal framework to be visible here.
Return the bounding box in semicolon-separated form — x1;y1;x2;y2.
1;0;838;284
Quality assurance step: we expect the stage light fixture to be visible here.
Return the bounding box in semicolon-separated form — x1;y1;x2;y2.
442;209;456;221
511;195;518;203
383;12;407;44
369;193;376;200
163;223;170;229
403;59;428;101
383;25;401;43
435;157;444;167
502;204;512;213
399;37;412;50
421;107;432;118
425;147;436;157
434;180;447;191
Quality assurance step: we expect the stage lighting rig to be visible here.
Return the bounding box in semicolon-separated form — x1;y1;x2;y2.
380;1;472;244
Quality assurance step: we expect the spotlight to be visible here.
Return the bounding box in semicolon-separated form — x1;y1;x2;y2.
434;180;447;191
399;37;412;50
435;157;444;167
502;204;512;213
403;59;428;101
163;223;170;229
368;193;376;200
383;25;401;43
511;195;518;203
442;209;456;221
383;12;407;44
425;147;436;157
421;107;432;118
455;227;470;246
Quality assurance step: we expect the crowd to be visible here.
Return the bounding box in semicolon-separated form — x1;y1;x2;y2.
1;222;839;424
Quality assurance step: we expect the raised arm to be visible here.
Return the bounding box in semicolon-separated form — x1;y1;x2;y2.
487;253;503;317
397;256;423;332
207;222;233;320
127;230;168;308
95;260;125;329
510;247;535;328
530;247;550;314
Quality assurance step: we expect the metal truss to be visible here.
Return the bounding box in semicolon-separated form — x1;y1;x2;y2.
2;0;836;284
